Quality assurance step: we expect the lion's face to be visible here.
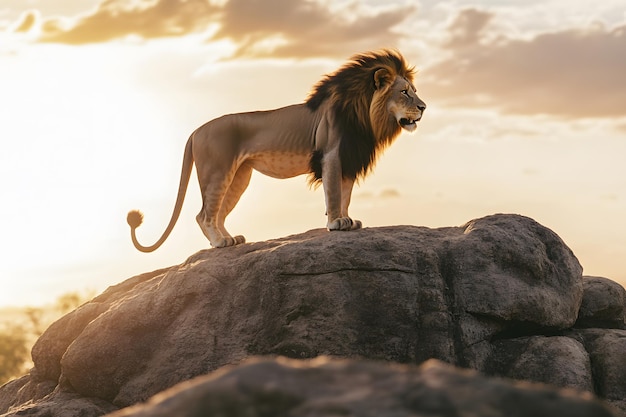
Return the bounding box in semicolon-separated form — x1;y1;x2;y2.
386;76;426;133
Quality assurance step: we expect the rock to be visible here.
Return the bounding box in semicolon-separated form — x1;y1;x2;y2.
1;390;116;417
30;268;170;384
578;329;626;414
0;375;55;413
45;214;583;407
106;357;615;417
576;276;625;329
489;336;594;392
446;214;584;369
452;215;583;327
1;214;622;416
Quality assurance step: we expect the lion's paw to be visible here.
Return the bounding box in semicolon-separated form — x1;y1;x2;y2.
212;235;246;248
327;217;362;231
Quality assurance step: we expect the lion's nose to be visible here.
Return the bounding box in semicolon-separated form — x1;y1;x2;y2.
418;103;426;112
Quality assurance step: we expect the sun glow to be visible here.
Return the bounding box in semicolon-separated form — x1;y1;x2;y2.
1;0;626;307
0;42;173;305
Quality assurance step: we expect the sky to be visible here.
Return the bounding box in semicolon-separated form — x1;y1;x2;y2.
0;0;625;307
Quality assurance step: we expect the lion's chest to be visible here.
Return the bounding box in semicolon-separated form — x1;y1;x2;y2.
247;152;311;179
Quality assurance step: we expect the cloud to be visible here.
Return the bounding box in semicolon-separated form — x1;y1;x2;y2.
443;8;493;49
29;0;415;59
38;0;220;44
379;188;401;198
356;188;401;200
12;10;38;33
210;0;416;58
426;8;626;118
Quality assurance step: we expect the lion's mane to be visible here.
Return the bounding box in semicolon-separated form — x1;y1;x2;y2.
306;49;416;185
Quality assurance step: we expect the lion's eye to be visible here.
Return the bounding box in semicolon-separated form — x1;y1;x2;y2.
401;89;409;96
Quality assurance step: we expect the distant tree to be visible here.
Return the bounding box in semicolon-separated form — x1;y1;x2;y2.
0;290;95;385
55;292;83;314
24;307;44;336
0;325;29;384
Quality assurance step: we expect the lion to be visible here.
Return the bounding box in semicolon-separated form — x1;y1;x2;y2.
127;49;426;251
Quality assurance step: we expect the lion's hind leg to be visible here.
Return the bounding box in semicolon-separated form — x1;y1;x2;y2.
196;205;232;249
195;170;236;249
217;163;253;245
196;162;251;249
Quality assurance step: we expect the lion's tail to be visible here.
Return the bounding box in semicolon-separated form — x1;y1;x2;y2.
127;137;194;253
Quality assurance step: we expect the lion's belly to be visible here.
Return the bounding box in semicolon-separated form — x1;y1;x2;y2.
248;152;311;179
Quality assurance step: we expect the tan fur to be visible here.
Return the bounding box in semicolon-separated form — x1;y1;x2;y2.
128;50;426;251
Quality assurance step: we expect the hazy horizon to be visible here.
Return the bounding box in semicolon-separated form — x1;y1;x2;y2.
1;0;625;307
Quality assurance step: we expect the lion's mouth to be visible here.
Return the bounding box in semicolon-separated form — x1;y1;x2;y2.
399;116;421;128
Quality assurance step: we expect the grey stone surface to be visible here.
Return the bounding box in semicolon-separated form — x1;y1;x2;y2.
578;329;626;414
105;357;616;417
0;214;622;417
489;336;593;392
576;276;625;329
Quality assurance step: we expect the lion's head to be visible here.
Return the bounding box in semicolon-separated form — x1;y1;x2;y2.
373;69;425;135
306;49;426;181
369;64;426;141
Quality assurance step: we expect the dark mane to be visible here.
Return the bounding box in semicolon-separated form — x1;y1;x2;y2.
306;49;415;185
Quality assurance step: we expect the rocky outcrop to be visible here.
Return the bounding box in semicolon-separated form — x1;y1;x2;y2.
0;214;624;416
105;357;615;417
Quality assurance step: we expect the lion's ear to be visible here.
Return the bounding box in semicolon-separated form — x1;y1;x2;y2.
373;68;392;90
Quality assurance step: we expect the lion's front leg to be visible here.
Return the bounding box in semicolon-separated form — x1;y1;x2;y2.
322;149;362;231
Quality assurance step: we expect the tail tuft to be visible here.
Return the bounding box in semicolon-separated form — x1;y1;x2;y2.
127;210;144;229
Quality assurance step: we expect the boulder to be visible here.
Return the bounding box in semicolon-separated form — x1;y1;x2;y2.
1;390;116;417
576;276;625;329
0;214;622;416
577;329;626;413
106;357;615;417
488;336;593;392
